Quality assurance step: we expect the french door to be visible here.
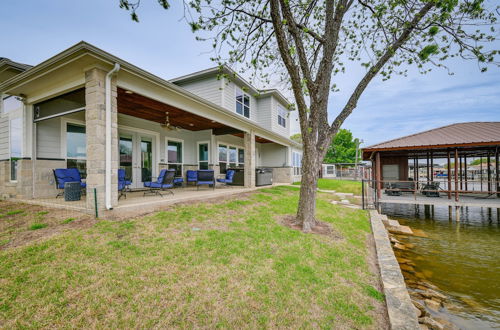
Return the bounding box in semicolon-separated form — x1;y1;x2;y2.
119;131;156;189
198;142;209;169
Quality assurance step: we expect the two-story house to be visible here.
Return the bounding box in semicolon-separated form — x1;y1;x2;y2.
0;42;302;212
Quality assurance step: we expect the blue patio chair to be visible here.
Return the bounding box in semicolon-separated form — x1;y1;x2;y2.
118;169;131;191
173;177;184;187
196;170;215;190
118;181;127;200
144;169;175;196
53;168;86;198
217;169;235;186
143;169;165;188
186;170;197;185
118;169;130;199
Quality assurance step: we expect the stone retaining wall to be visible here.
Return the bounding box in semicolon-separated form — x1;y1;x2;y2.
369;210;420;330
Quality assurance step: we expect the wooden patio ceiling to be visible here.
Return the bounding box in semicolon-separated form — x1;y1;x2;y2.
117;87;228;131
117;87;273;143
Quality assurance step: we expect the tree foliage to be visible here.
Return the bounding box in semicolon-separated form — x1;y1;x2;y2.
323;129;361;164
120;0;499;231
290;133;302;143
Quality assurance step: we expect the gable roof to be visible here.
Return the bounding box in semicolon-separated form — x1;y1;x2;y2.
0;58;32;84
170;65;293;106
364;122;500;151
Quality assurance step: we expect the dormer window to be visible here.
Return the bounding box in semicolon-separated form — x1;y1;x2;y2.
278;105;287;128
235;87;250;118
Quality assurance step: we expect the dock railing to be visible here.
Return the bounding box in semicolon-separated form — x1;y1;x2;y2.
372;179;500;201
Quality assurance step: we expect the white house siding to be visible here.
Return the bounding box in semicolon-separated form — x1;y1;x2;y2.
255;96;272;131
176;77;222;107
0;116;9;160
36;117;62;159
271;96;291;138
260;143;288;167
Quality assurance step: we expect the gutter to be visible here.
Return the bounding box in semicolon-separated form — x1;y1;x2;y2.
105;63;120;210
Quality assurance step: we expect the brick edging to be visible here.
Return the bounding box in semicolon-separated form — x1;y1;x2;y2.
369;210;420;330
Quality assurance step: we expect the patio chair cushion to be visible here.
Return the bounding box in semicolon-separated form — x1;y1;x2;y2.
150;182;174;189
217;169;235;183
196;170;215;186
197;181;214;185
186;170;197;182
118;181;127;191
54;168;85;189
174;177;184;184
144;169;167;187
118;169;132;185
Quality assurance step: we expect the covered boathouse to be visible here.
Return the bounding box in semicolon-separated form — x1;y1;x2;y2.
362;122;500;209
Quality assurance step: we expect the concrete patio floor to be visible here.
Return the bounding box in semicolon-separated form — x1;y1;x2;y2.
16;184;285;218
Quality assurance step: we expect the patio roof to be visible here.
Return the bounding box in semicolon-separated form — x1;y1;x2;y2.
0;41;301;149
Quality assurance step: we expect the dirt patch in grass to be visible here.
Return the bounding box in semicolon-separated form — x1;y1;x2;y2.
0;200;95;250
278;214;343;240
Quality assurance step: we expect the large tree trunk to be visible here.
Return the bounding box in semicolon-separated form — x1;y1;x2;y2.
296;144;321;232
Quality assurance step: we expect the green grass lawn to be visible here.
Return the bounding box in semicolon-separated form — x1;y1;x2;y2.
294;178;362;195
0;186;384;328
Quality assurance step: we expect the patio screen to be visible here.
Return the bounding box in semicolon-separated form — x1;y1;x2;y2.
34;89;85;122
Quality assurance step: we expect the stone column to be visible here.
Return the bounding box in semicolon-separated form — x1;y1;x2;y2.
85;67;118;211
244;130;256;188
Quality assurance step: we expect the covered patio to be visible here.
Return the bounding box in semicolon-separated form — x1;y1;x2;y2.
2;42;299;215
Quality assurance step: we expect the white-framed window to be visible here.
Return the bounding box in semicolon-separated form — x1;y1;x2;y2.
65;122;87;178
235;87;250;118
9;117;23;181
167;138;183;176
278;105;287;128
326;165;335;175
292;152;302;176
218;143;244;173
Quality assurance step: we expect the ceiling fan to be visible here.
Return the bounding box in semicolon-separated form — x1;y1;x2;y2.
160;111;180;131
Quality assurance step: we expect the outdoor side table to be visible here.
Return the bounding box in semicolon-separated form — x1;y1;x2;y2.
64;182;82;201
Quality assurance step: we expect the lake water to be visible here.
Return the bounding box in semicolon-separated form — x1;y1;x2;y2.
381;203;500;329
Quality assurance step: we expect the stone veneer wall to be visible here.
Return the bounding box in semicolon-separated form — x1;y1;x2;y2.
369;210;419;329
0;159;69;199
32;159;67;198
269;166;294;184
0;159;34;199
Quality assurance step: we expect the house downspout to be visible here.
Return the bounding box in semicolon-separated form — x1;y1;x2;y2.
105;63;120;210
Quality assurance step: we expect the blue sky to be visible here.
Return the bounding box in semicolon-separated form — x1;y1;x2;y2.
1;0;498;147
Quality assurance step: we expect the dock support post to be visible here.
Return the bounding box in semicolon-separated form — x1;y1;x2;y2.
454;149;459;202
376;152;381;199
480;157;483;192
426;152;430;183
430;151;434;182
464;155;468;191
487;152;491;195
447;151;451;199
496;148;499;198
459;155;463;191
455;206;461;222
